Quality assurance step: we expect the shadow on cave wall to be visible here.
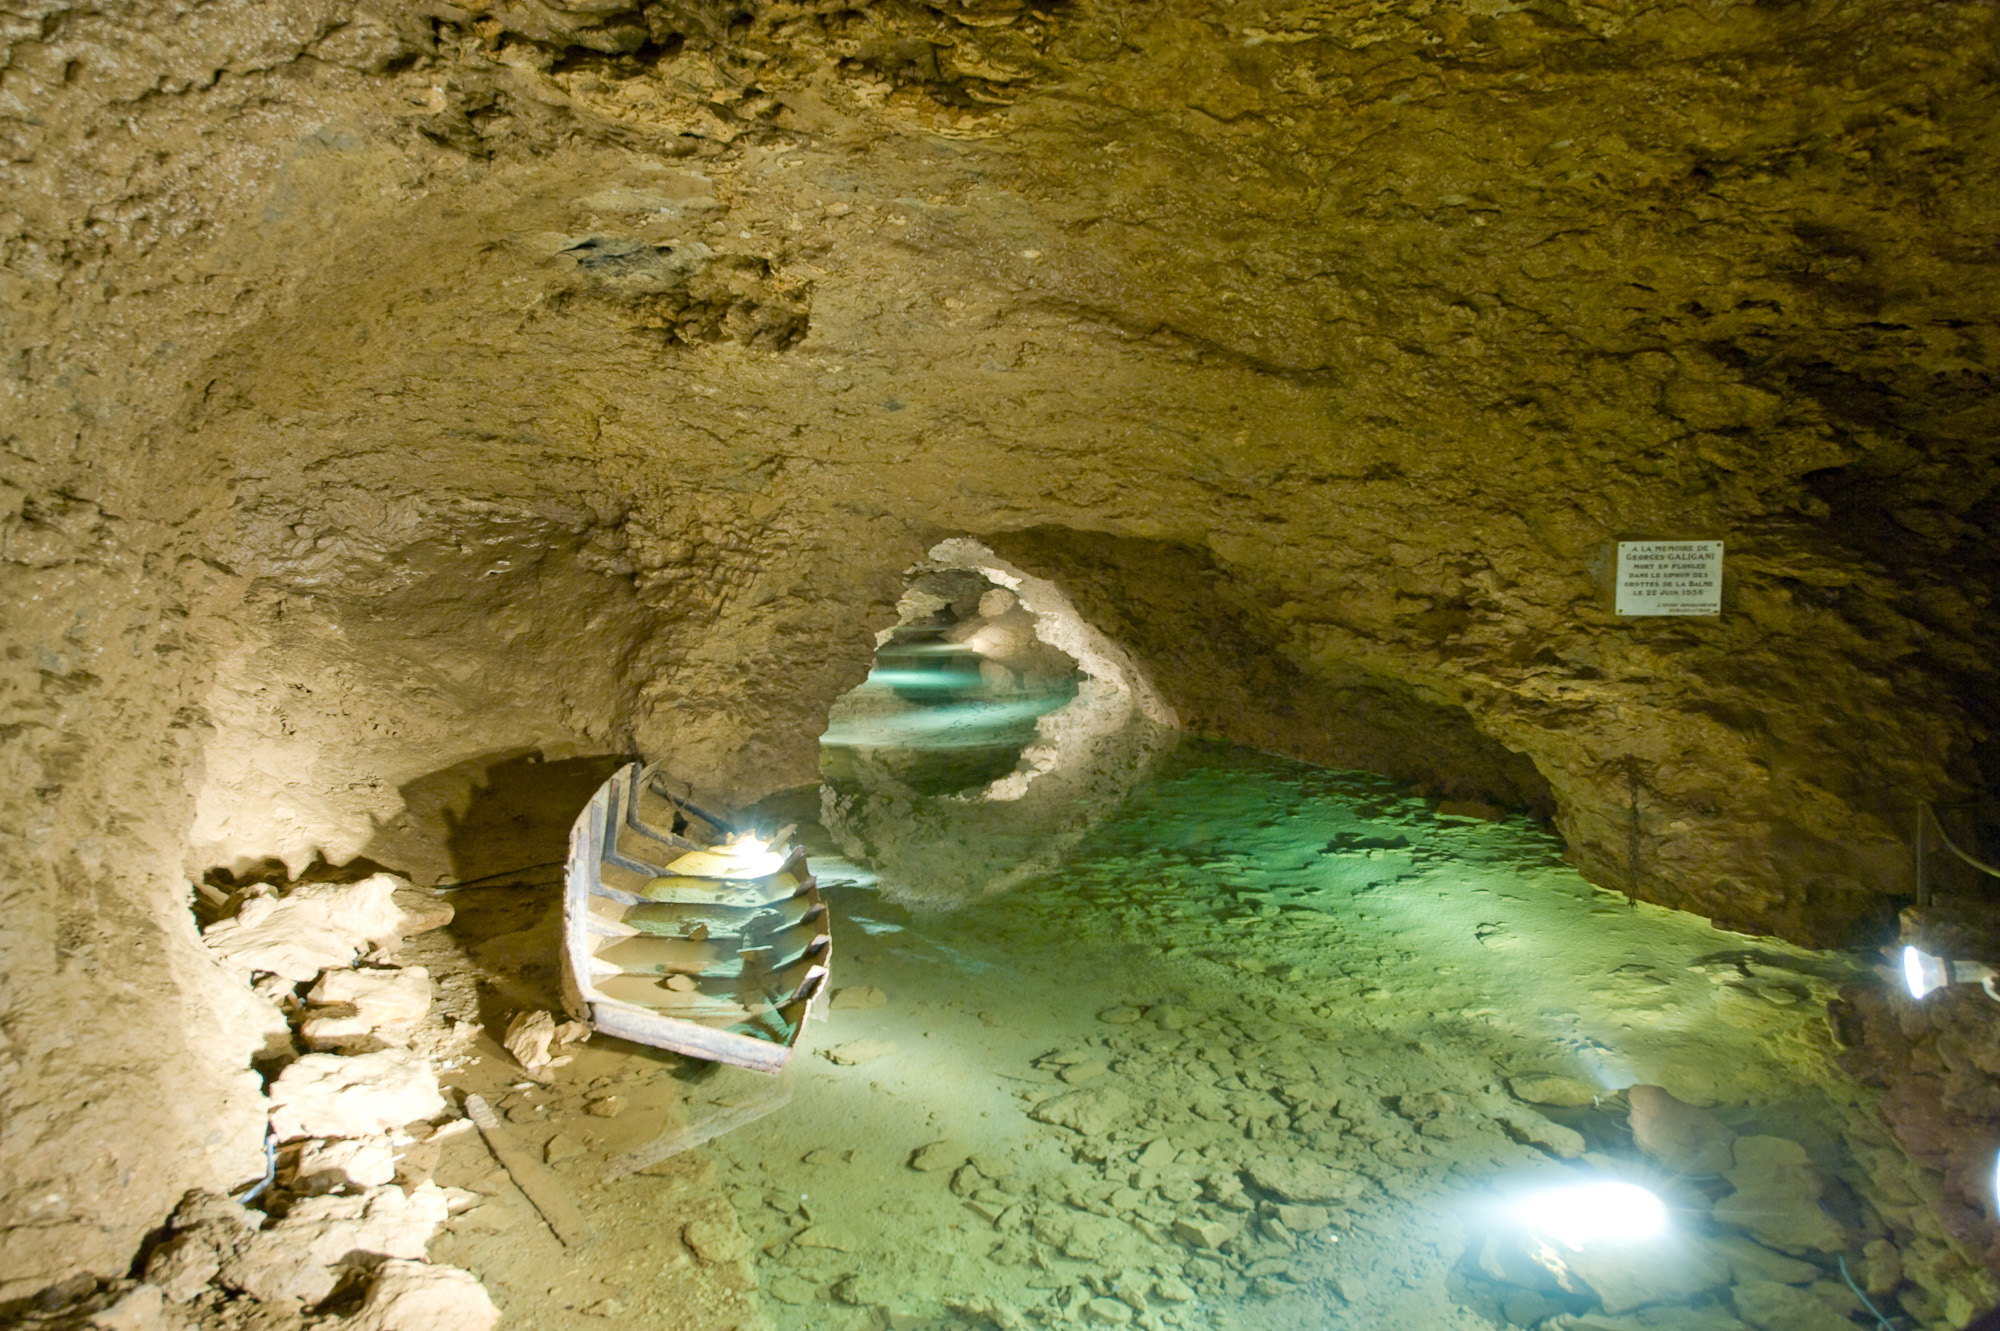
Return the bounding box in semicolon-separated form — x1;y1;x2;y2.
398;750;632;885
984;526;1555;819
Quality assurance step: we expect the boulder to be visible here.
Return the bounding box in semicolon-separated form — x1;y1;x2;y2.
216;1231;339;1305
268;1182;453;1265
1626;1085;1734;1177
202;876;408;980
300;967;433;1052
266;1049;445;1141
348;1260;499;1331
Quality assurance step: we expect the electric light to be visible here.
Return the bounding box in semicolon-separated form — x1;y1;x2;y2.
1902;945;2000;1001
665;833;788;880
713;834;786;877
1514;1180;1667;1251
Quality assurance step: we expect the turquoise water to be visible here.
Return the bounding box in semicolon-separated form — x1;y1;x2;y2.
695;740;1983;1330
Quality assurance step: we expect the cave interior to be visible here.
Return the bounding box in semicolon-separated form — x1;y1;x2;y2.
6;0;2000;1328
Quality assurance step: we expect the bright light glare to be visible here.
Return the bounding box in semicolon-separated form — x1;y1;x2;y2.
1905;945;1948;1000
716;834;786;876
1515;1181;1668;1251
666;834;788;879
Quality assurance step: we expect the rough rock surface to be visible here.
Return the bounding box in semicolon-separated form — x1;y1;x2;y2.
265;1050;447;1142
269;1182;454;1266
1712;1136;1846;1255
5;0;2000;1299
294;1137;399;1193
298;964;433;1053
347;1260;500;1331
203;877;409;981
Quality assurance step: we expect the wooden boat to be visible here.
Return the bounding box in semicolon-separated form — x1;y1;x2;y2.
560;761;831;1073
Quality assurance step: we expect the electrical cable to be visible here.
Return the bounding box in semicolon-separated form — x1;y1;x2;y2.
431;860;566;892
1837;1255;1895;1331
231;1130;276;1205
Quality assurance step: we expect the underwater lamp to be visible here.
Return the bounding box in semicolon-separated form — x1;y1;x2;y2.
1902;945;2000;1002
1513;1180;1668;1252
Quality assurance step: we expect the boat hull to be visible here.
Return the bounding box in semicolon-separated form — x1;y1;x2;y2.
561;763;830;1072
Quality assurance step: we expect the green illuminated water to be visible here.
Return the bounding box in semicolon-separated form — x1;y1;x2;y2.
699;741;1980;1330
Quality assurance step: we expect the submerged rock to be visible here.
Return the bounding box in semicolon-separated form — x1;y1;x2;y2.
821;1038;899;1066
1171;1217;1236;1250
1560;1232;1730;1315
1497;1110;1587;1159
1730;1277;1860;1330
1627;1084;1734;1177
1508;1074;1598;1108
1711;1137;1845;1254
1028;1087;1132;1137
908;1140;966;1172
1702;1232;1822;1286
683;1216;751;1264
1242;1158;1366;1204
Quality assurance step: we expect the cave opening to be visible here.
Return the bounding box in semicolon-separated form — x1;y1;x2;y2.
821;564;1084;799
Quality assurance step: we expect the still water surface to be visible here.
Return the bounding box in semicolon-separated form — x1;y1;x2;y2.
696;735;1928;1330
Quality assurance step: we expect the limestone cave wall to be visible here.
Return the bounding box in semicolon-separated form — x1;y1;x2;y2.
4;0;1999;1298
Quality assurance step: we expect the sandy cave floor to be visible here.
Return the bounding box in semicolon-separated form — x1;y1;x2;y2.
415;740;1955;1330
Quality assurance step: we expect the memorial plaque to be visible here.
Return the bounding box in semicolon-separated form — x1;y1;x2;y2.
1615;540;1723;617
